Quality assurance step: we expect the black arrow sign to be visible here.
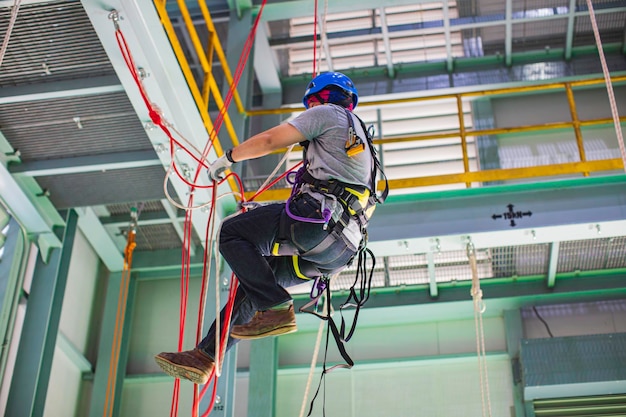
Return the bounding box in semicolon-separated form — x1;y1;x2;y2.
492;204;532;227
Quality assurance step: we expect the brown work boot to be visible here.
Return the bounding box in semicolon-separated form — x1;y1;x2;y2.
154;348;214;385
230;305;297;340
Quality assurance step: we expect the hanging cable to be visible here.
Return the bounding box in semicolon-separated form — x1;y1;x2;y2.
317;0;331;72
585;0;626;172
467;241;492;417
103;207;138;417
108;3;303;416
298;294;328;417
0;0;21;68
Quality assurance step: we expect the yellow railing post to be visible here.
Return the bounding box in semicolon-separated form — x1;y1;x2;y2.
564;82;589;176
456;94;471;187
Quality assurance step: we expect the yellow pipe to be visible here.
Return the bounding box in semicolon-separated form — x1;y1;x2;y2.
201;30;216;105
153;2;220;152
456;94;471;187
207;77;240;147
196;0;245;114
362;115;625;147
388;159;624;188
173;0;239;147
565;82;588;176
154;1;240;153
245;159;624;201
176;0;212;75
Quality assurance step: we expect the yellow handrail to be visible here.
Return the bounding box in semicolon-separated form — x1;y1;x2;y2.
152;1;242;157
151;2;625;199
243;75;625;200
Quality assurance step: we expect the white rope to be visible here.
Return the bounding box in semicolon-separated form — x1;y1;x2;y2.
255;144;296;195
315;0;330;73
468;243;492;417
298;293;329;417
585;0;626;172
0;0;21;69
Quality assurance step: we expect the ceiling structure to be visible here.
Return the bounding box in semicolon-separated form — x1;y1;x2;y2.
0;0;625;304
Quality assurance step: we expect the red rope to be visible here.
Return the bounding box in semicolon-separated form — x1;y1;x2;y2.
112;2;284;415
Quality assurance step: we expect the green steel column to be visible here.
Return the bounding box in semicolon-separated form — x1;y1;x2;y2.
504;309;527;417
89;270;137;417
0;217;28;384
471;99;502;185
222;8;253;151
199;262;239;417
248;337;278;417
5;209;78;417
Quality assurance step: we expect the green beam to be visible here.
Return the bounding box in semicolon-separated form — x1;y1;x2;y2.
0;218;27;385
293;271;626;316
504;309;526;417
5;210;78;417
199;348;239;416
427;251;438;298
505;0;513;67
367;175;626;250
565;0;577;60
131;246;207;273
89;270;138;417
547;242;560;289
199;260;238;417
57;332;94;376
248;337;277;417
76;207;124;273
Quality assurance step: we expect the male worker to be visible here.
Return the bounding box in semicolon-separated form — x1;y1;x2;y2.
155;71;379;384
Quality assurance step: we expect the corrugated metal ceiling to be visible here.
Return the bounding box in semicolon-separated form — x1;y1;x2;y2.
0;1;112;86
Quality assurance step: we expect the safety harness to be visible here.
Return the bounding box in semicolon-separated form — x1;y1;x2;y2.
273;109;387;262
289;108;388;416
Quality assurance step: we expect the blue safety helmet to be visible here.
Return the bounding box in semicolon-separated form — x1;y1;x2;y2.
302;72;359;109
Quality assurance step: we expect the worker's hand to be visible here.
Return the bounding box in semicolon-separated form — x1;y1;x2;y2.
208;155;233;181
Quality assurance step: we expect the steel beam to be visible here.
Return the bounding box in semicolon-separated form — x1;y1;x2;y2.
547;242;561;289
0;218;27;387
442;1;454;73
89;270;138;417
293;271;626;327
0;75;123;104
365;176;626;255
253;21;282;95
565;0;578;60
9;150;161;177
76;207;124;272
247;337;277;417
505;309;527;417
0;161;62;249
505;0;513;66
81;0;224;255
198;260;238;417
5;210;78;417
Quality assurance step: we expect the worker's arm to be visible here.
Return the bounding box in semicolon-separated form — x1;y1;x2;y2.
208;122;306;181
228;123;305;162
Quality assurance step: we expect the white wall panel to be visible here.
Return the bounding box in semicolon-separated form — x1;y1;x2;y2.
275;355;514;417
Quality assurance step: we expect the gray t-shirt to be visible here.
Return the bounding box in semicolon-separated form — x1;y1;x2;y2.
288;104;373;189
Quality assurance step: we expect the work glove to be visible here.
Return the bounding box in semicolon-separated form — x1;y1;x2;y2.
208;154;233;181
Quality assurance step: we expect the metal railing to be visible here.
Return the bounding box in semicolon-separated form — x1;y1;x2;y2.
247;75;626;201
152;2;625;202
152;0;244;156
